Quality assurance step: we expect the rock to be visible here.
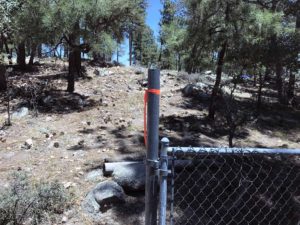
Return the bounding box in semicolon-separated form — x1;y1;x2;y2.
82;181;125;220
112;163;145;191
54;142;59;148
135;69;144;75
78;140;84;146
61;216;68;223
205;70;213;75
43;95;53;105
85;169;103;181
24;139;33;149
12;107;29;119
82;192;101;221
63;182;76;189
45;116;53;122
93;181;125;207
94;69;100;76
182;84;196;97
182;83;211;101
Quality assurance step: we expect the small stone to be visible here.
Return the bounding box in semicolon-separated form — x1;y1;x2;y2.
12;107;29;119
63;182;75;189
25;139;33;149
78;140;85;146
54;142;59;148
45;116;52;122
62;216;68;223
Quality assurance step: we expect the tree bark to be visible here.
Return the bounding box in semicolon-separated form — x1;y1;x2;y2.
129;31;133;66
67;45;82;93
0;65;7;92
287;69;295;101
29;43;37;65
178;53;182;72
257;67;267;112
67;49;76;93
296;11;300;31
67;21;82;93
64;44;69;58
208;42;227;120
37;44;42;58
275;62;286;104
17;42;26;70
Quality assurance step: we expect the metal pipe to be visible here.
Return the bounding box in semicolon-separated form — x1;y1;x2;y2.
145;69;160;225
167;147;300;155
170;149;175;225
103;162;144;176
159;138;169;225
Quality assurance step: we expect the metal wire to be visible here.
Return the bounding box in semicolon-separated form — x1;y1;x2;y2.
168;147;300;225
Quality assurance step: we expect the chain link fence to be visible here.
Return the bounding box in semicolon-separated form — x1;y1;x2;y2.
164;147;300;225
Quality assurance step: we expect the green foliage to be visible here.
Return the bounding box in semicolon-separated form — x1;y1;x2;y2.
0;0;19;31
90;33;117;57
0;172;70;225
159;0;186;70
133;25;158;66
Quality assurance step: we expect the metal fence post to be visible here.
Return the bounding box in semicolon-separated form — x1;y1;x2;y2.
145;69;160;225
159;138;169;225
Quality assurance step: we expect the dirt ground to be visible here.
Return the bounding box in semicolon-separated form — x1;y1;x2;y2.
0;60;300;224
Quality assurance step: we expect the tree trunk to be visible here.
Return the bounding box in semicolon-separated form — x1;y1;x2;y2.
296;11;300;31
129;31;133;66
29;43;37;65
275;62;286;104
228;127;235;148
64;44;68;58
3;38;12;65
253;65;257;87
67;21;82;92
208;42;227;120
257;67;267;112
0;65;7;92
178;53;182;72
67;49;76;93
117;45;119;63
17;42;26;70
37;44;42;58
287;69;295;101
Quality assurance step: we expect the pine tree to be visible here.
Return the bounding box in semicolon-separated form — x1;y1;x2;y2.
159;0;176;69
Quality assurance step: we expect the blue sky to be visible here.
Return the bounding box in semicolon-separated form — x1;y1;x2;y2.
114;0;162;66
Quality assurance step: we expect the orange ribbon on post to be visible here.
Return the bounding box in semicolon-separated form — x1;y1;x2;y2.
144;89;161;146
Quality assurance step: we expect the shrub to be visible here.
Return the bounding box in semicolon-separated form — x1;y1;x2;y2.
0;172;70;225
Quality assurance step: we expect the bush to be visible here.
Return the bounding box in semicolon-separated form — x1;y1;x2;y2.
0;172;70;225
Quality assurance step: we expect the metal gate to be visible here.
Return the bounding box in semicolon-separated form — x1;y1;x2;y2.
143;69;300;225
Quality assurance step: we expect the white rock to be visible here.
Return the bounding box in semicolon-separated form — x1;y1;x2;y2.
25;139;33;149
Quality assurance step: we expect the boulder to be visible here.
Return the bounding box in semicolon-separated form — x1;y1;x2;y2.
82;181;125;220
182;83;211;101
85;169;103;182
12;107;29;119
112;162;145;191
93;181;125;207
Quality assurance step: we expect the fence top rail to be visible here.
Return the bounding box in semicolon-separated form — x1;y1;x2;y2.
167;147;300;155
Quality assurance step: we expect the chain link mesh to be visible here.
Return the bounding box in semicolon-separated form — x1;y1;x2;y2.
168;148;300;225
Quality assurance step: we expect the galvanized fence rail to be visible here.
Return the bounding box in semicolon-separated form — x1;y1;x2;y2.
157;144;300;225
